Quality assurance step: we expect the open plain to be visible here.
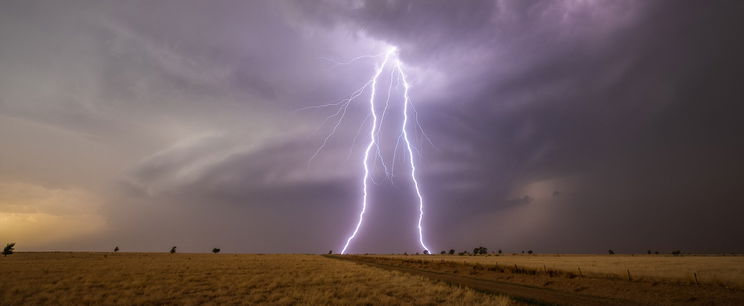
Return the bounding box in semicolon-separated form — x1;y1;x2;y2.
3;252;744;305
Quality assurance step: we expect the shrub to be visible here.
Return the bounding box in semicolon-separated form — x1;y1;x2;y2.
3;243;15;256
423;250;429;255
473;247;488;255
114;246;119;253
527;250;534;255
498;249;502;254
608;249;615;255
440;250;446;255
212;248;221;254
449;249;455;255
170;246;177;254
672;250;681;256
328;250;333;255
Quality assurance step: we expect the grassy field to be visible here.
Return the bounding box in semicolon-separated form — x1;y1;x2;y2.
0;252;513;305
376;254;744;287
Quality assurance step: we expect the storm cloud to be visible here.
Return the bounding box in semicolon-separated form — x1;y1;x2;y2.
1;0;743;254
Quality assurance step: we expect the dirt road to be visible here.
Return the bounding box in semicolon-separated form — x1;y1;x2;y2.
327;255;744;305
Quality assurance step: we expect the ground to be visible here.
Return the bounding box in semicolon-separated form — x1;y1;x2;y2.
3;252;744;305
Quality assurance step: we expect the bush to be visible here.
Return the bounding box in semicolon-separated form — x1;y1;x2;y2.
672;250;681;256
328;250;333;255
473;247;488;255
440;250;446;255
170;246;177;254
3;243;15;256
527;250;534;255
212;248;221;254
608;249;615;255
423;250;429;255
449;249;455;255
114;246;119;253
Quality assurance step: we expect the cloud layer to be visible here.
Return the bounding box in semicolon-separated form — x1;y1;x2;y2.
1;0;743;253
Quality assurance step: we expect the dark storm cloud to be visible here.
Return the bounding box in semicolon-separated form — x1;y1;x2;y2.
288;0;744;252
1;0;743;253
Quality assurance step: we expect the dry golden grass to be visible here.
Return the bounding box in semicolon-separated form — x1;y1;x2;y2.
0;253;513;305
377;254;744;287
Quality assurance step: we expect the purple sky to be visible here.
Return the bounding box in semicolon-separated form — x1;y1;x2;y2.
1;0;743;254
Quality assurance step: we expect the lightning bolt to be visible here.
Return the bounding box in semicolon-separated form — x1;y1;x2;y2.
301;46;431;255
395;58;431;255
340;47;395;254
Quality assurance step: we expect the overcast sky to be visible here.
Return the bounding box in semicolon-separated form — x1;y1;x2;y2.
1;0;743;254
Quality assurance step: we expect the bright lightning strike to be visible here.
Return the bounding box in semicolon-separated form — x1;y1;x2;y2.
339;47;395;254
395;58;431;255
301;46;432;255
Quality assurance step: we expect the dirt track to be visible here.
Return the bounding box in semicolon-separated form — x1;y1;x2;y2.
327;255;744;306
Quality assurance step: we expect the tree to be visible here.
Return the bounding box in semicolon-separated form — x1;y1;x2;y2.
527;250;534;255
212;248;221;254
608;249;615;255
498;249;502;254
440;250;446;255
449;249;455;255
114;246;119;253
423;250;429;255
328;250;333;255
3;243;15;256
170;246;177;254
647;250;651;255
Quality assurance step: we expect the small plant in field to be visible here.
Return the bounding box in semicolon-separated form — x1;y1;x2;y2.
114;246;119;253
608;249;615;255
3;243;15;256
170;246;177;254
449;249;455;255
212;248;221;254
